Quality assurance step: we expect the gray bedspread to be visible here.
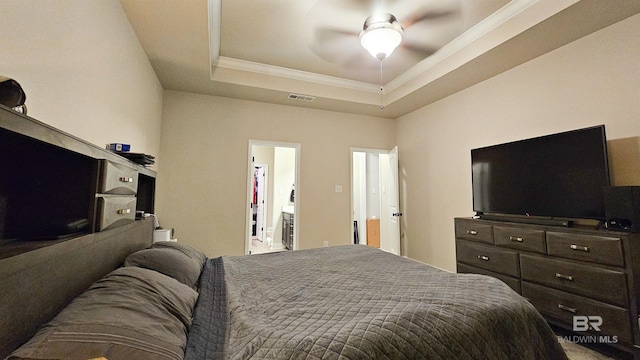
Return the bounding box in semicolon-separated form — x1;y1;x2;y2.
185;245;567;360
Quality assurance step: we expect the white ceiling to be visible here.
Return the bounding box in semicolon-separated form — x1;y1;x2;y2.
120;0;640;118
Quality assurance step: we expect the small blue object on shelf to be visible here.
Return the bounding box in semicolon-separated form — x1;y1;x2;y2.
106;143;130;152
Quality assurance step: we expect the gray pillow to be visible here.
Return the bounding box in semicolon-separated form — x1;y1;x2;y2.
152;241;207;269
124;248;202;288
8;267;198;360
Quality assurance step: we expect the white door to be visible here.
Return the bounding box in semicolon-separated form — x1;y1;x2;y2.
387;146;401;255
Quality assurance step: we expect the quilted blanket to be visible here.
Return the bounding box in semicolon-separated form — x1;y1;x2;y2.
185;245;566;360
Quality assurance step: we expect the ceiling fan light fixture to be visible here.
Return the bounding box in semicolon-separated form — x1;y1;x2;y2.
359;14;403;60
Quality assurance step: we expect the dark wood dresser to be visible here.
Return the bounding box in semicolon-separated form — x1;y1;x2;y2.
455;217;640;359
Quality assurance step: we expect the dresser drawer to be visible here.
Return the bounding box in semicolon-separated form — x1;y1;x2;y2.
522;282;632;344
99;160;139;195
456;240;519;277
547;232;624;266
494;226;546;253
457;262;521;294
520;254;627;307
96;196;136;231
455;220;493;244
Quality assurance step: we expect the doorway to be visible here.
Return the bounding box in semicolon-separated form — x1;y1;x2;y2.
351;147;401;255
246;141;300;255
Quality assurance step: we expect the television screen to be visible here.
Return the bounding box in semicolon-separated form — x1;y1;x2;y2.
471;125;610;220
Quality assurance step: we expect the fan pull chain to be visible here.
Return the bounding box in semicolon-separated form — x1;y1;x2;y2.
379;60;384;109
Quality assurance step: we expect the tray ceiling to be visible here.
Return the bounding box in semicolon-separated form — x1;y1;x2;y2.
120;0;640;118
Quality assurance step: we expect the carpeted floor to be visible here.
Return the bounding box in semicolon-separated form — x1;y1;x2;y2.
559;339;615;360
251;238;286;254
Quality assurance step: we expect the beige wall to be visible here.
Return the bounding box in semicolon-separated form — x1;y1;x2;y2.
157;91;395;257
396;13;640;271
0;0;163;159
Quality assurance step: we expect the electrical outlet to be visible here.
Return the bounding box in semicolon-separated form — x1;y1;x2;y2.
323;241;328;247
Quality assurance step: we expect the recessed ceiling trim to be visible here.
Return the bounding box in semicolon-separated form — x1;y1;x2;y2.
214;56;380;94
123;0;640;118
385;0;541;93
384;0;580;105
207;0;579;108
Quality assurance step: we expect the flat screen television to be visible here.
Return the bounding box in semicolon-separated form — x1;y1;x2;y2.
471;125;610;222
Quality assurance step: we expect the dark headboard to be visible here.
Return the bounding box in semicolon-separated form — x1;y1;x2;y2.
0;219;153;358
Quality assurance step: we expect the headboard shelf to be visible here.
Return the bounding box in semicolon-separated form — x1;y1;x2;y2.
0;105;156;258
0;105;158;356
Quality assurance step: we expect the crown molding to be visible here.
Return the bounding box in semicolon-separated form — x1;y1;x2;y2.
207;0;378;96
384;0;580;105
385;0;542;93
213;57;380;93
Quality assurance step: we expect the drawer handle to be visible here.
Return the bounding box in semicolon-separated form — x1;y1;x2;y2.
570;244;590;252
477;255;490;261
119;177;134;183
467;230;478;235
555;273;574;281
509;236;524;242
117;208;131;215
558;304;577;314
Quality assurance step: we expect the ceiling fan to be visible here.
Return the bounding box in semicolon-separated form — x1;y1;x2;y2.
359;13;403;60
308;0;463;67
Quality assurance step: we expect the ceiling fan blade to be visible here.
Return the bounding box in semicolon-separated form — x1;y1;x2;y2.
309;27;367;65
401;6;461;28
401;41;439;57
342;50;376;69
314;26;359;43
318;45;371;68
329;0;383;12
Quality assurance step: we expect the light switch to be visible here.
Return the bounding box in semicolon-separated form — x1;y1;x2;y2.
335;185;342;193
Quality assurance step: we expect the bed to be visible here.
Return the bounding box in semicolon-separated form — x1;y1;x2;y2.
2;227;567;360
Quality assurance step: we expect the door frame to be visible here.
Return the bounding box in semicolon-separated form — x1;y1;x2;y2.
246;140;301;254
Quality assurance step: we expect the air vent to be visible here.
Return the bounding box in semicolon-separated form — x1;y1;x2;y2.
287;93;315;102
